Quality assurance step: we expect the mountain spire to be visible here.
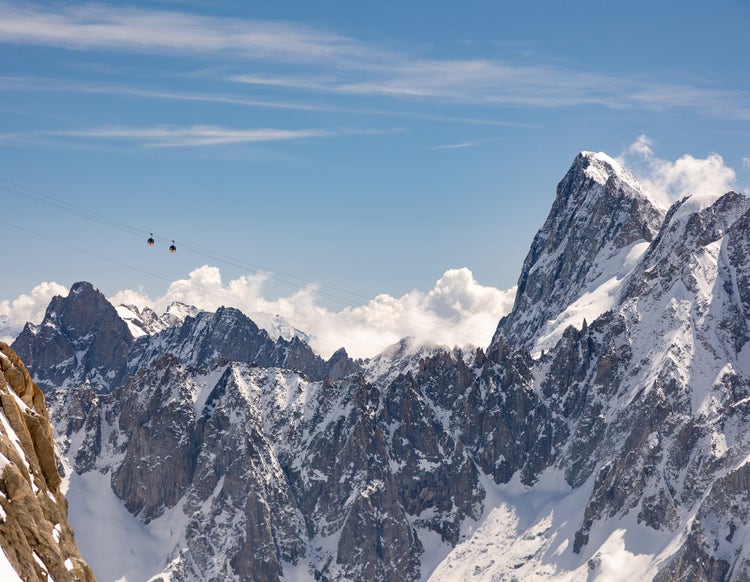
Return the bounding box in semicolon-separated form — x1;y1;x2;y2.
490;151;666;352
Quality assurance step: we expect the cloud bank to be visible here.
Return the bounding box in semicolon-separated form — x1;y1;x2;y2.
619;135;738;207
0;281;68;343
1;267;515;359
112;266;515;358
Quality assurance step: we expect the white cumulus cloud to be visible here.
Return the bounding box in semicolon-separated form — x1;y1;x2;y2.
619;135;737;207
3;267;516;358
0;281;69;343
109;265;516;359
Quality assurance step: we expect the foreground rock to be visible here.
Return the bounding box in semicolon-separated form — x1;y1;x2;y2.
0;342;95;581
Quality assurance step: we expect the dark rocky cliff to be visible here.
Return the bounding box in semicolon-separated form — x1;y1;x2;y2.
13;282;133;393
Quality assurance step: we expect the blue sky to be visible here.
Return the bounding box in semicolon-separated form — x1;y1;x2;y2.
1;1;749;355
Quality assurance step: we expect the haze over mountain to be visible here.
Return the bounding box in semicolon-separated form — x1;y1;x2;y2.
5;150;750;581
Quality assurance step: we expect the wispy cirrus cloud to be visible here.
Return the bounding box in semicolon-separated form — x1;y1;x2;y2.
229;50;740;113
44;124;399;148
0;75;526;129
431;142;478;151
228;74;339;92
229;59;747;118
0;2;377;64
229;61;625;107
0;75;334;112
0;2;746;119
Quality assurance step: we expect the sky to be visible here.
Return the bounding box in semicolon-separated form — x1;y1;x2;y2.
0;1;749;357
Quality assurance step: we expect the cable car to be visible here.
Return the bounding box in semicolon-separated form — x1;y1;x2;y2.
169;240;177;253
147;233;155;246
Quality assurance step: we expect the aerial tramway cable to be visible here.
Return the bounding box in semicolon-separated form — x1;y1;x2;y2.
0;177;498;344
0;177;370;305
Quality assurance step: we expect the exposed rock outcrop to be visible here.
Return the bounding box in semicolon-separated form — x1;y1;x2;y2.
0;342;94;581
13;282;133;393
492;151;665;352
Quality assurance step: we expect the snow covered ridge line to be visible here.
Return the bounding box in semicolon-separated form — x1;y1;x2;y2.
115;301;202;338
14;150;750;581
117;300;309;344
108;265;513;359
432;188;750;581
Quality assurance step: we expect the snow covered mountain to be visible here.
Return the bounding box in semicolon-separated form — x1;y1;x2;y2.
116;301;202;338
361;336;475;386
492;151;666;355
13;281;134;392
431;187;750;581
117;302;309;344
11;151;750;581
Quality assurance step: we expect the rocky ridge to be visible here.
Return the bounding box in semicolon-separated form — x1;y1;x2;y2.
116;302;201;339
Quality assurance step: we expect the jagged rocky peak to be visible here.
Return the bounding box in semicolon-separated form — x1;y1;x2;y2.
126;306;270;372
0;342;94;581
492;151;666;351
322;346;360;383
247;311;310;343
125;305;359;382
12;282;133;393
21;150;750;581
363;336;472;386
623;190;750;303
116;301;201;338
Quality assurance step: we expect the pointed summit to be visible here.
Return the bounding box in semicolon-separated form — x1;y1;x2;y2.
491;152;666;352
12;282;133;392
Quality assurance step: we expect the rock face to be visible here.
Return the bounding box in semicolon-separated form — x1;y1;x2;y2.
492;151;666;353
13;282;134;392
17;297;358;394
0;342;94;581
17;152;750;581
431;185;750;580
116;301;201;338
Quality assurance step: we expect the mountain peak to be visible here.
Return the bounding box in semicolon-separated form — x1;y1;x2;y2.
491;152;666;352
12;281;133;391
577;151;629;185
69;280;96;295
